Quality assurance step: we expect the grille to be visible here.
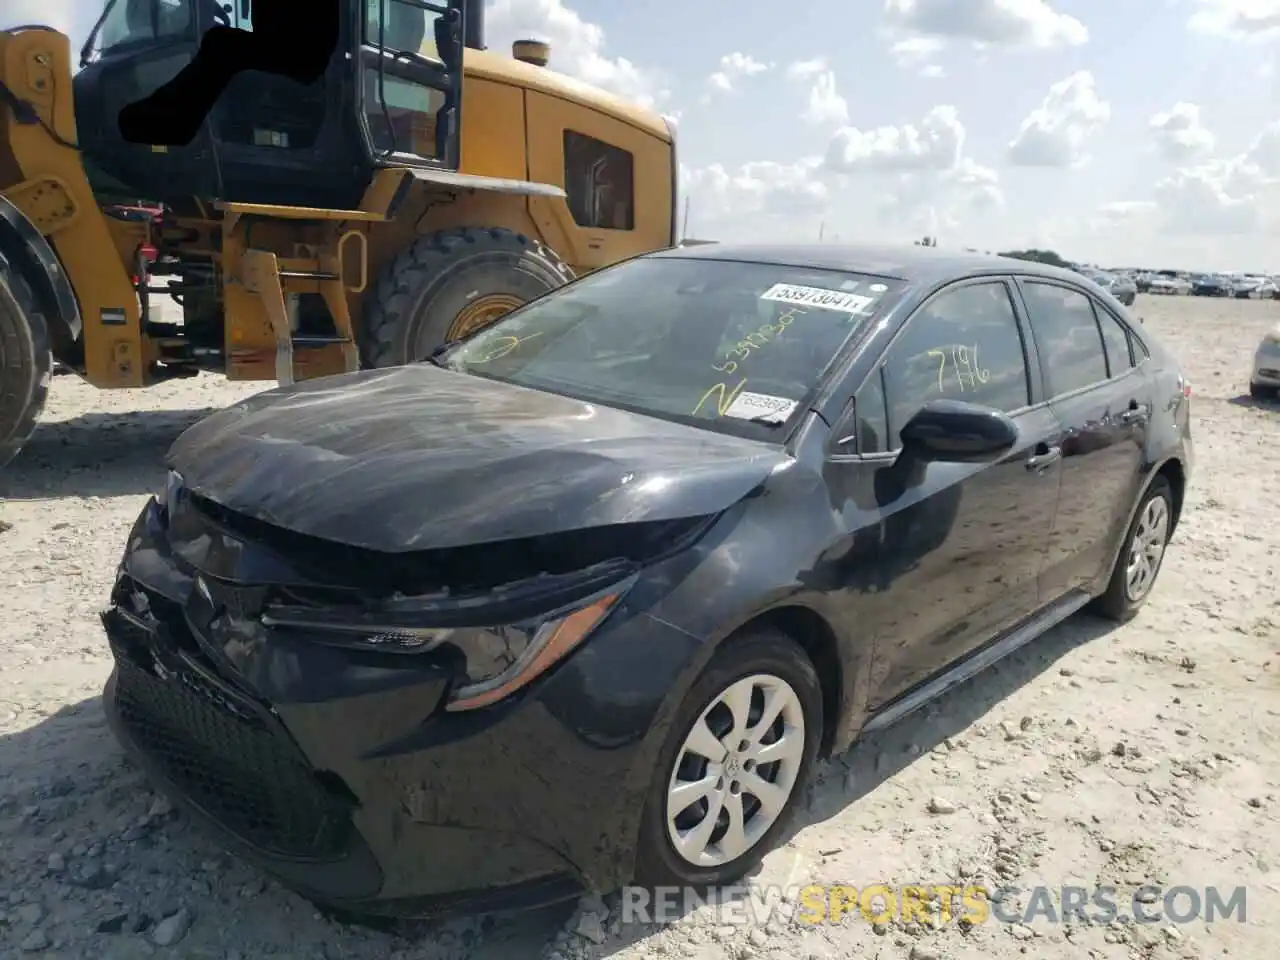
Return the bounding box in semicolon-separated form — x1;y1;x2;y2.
109;623;353;861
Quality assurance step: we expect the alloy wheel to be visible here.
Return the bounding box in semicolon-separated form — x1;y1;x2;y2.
1125;494;1170;602
664;673;805;868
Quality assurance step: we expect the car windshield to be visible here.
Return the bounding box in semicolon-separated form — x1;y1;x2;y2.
438;256;905;441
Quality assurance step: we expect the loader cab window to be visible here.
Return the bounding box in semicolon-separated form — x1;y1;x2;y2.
211;0;329;151
361;0;454;162
88;0;197;60
564;132;635;231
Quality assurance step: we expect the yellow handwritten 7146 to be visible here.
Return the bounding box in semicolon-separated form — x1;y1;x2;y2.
925;344;992;393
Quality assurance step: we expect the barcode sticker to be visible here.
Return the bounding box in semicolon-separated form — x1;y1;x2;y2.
724;391;797;423
759;283;876;314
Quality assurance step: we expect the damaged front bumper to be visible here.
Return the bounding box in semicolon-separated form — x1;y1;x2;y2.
101;494;704;917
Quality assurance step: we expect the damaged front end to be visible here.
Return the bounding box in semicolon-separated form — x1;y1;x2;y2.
100;470;723;913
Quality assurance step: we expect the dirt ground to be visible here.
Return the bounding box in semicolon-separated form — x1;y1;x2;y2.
0;293;1277;960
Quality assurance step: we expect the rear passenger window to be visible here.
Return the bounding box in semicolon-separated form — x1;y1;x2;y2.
1020;282;1107;397
1095;306;1134;377
881;281;1031;448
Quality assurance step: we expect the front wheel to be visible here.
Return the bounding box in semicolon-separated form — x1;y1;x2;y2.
1251;382;1276;401
359;226;574;368
634;629;822;889
1090;476;1174;622
0;263;51;468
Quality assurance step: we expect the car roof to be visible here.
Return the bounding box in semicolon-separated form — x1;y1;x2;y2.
651;241;1090;287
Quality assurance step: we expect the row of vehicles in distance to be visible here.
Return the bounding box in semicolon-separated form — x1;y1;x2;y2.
1136;271;1280;299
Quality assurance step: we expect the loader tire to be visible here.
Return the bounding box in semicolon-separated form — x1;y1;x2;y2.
0;262;51;469
359;226;574;367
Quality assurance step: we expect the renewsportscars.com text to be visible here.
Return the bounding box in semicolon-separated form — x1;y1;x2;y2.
618;884;1248;927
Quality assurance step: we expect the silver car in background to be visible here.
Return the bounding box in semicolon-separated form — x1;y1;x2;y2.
1086;269;1138;306
1252;323;1280;400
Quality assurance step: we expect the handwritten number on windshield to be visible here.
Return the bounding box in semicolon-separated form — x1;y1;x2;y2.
692;377;748;418
926;344;991;393
473;330;544;363
711;309;802;376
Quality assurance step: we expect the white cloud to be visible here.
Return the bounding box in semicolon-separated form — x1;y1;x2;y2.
1008;70;1110;167
1155;163;1262;234
680;159;832;240
784;59;848;126
1188;0;1280;39
786;57;830;80
1149;102;1216;163
1147;122;1280;237
883;0;1088;68
706;52;771;96
800;72;849;127
824;105;967;173
485;0;669;108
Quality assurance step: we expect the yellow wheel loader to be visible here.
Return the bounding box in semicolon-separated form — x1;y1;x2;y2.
0;0;678;466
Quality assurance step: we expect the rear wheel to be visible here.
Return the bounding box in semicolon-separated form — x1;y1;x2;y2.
1091;476;1174;622
359;226;574;367
634;629;822;889
1251;382;1276;401
0;262;51;468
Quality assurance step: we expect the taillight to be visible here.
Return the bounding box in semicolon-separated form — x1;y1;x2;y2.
1179;375;1192;397
140;243;158;262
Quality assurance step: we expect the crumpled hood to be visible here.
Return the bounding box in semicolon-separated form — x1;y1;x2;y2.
166;365;791;552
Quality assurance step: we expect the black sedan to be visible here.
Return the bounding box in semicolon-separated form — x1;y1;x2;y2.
101;243;1193;919
1191;274;1231;296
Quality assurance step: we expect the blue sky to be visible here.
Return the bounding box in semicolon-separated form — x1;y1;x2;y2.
8;0;1280;269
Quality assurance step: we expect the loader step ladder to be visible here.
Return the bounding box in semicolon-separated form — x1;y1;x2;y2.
218;200;373;386
238;236;368;385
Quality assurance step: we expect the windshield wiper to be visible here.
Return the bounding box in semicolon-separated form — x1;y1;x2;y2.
424;339;462;367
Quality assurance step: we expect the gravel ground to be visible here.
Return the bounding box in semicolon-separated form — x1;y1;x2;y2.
0;293;1277;960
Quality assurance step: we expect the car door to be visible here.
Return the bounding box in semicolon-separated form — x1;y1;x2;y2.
1015;279;1150;599
831;278;1062;710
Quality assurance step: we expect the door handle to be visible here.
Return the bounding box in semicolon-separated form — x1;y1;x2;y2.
1119;401;1148;424
1025;443;1062;472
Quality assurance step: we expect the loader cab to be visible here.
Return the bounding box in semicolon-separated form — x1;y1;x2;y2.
72;0;469;210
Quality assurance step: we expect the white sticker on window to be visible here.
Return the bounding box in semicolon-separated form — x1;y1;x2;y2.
724;391;798;423
759;283;876;314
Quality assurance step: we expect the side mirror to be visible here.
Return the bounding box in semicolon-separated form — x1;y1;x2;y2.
899;399;1018;464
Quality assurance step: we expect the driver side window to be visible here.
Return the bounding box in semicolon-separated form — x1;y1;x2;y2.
881;281;1031;451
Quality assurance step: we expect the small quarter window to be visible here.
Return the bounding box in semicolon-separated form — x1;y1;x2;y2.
1095;304;1135;377
564;132;635;230
854;367;889;455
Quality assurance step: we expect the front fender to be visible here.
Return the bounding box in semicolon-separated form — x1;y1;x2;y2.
0;193;82;357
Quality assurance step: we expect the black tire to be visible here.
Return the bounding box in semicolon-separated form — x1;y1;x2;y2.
1251;382;1276;401
359;226;574;367
0;262;51;469
1090;475;1174;623
633;628;822;890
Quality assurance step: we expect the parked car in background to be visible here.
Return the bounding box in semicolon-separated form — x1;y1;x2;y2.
1149;275;1191;295
1192;275;1231;297
1086;270;1137;306
99;242;1193;918
1252;322;1280;400
1230;275;1272;298
1134;273;1154;293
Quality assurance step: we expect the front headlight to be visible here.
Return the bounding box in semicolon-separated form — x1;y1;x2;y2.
260;578;633;712
158;469;183;518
